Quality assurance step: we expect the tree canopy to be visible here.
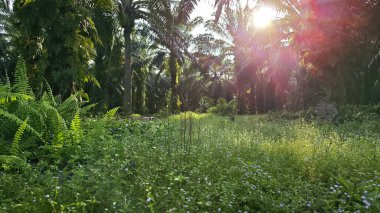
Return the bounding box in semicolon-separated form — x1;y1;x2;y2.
0;0;379;114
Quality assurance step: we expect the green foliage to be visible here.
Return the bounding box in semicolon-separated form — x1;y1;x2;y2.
1;0;380;211
0;57;85;169
340;104;380;122
70;110;82;142
12;57;31;95
0;114;379;211
41;77;57;107
197;96;213;113
14;0;103;96
0;155;29;172
0;59;33;104
207;98;237;116
0;109;42;139
168;92;181;114
103;107;120;119
10;118;28;157
0;86;32;104
80;103;97;116
264;109;317;121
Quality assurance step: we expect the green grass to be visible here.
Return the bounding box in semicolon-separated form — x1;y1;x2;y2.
1;113;380;212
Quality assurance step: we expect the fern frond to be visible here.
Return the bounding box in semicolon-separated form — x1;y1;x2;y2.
0;83;10;91
15;100;46;132
0;155;29;172
41;102;68;129
103;107;120;119
0;84;33;104
12;57;33;96
70;109;82;142
41;78;57;107
57;94;79;121
80;103;97;116
40;101;68;146
0;109;42;140
10;119;28;157
70;110;81;132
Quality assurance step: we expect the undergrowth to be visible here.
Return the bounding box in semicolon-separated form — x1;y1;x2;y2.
1;112;379;212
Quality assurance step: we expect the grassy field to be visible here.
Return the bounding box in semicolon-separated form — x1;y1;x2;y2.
1;113;380;212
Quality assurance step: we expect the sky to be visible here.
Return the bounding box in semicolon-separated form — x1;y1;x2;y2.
191;0;215;36
191;0;215;20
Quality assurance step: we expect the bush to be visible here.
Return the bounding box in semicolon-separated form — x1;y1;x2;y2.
0;57;86;171
340;104;380;122
197;97;213;113
207;98;237;116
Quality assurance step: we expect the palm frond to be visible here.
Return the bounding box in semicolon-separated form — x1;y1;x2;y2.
177;0;200;24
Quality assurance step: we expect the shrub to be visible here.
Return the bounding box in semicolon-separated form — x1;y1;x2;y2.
340;104;380;122
207;98;237;116
197;97;213;113
0;57;87;171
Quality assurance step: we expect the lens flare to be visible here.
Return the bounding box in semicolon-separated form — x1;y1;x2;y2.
253;7;276;28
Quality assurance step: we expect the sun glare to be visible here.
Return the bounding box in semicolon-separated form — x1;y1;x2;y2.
253;7;276;28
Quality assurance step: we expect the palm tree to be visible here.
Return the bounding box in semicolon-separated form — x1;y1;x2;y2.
118;0;138;114
117;0;204;114
88;0;123;111
130;26;165;114
204;1;262;113
118;0;175;114
144;0;203;113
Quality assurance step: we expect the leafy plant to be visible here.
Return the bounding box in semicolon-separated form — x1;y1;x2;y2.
103;107;120;119
207;98;237;116
0;57;86;170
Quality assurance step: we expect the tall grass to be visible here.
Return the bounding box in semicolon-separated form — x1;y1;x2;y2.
1;113;379;212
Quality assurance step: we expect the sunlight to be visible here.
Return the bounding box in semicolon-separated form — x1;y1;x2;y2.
253;7;276;28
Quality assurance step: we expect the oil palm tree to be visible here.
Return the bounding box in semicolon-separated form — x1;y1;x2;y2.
143;0;204;113
118;0;205;114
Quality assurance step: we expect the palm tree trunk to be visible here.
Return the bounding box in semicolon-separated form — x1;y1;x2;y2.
256;78;265;114
169;53;180;113
249;83;256;114
123;27;132;114
135;67;147;114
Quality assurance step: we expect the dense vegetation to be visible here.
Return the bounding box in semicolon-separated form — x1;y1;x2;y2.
1;112;379;212
1;0;380;212
1;0;379;114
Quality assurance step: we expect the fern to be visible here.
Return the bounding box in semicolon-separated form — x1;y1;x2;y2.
15;100;46;132
0;91;33;104
70;109;82;142
41;101;68;145
57;94;79;121
0;58;87;165
80;103;97;116
0;84;33;104
12;57;32;96
0;109;42;140
0;155;29;172
10;119;28;157
41;77;57;107
103;107;120;119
